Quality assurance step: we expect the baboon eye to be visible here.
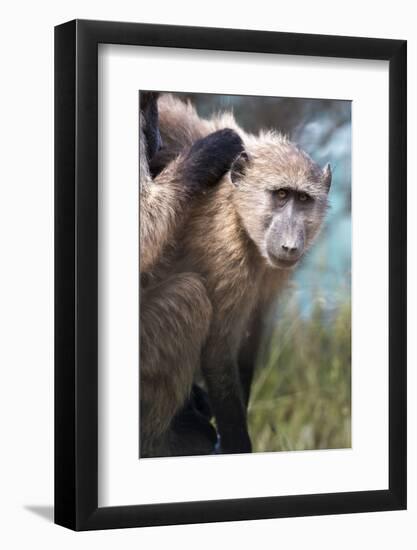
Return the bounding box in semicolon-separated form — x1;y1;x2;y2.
276;189;287;199
298;192;309;202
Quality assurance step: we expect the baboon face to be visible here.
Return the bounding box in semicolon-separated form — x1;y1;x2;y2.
231;139;331;270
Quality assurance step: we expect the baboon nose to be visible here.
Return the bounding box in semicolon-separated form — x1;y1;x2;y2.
281;244;298;255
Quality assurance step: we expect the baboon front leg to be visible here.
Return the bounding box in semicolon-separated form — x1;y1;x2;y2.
140;273;212;457
202;347;252;454
238;309;264;408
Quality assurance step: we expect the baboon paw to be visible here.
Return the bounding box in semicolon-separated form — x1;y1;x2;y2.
184;129;245;190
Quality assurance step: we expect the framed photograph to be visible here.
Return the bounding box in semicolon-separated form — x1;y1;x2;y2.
55;19;406;530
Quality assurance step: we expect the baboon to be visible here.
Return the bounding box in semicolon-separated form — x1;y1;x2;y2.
139;92;244;457
154;94;332;453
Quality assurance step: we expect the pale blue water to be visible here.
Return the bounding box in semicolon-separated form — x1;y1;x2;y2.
293;105;351;318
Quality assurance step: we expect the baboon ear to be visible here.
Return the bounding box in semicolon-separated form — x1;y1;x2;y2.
230;151;250;186
322;162;332;191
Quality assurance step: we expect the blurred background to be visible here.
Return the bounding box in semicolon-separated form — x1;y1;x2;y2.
175;92;352;453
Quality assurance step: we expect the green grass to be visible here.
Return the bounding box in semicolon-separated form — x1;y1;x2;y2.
248;297;351;453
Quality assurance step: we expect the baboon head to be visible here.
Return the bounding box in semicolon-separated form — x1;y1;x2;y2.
230;134;331;270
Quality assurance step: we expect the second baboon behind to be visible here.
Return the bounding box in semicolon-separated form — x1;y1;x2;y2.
139;92;244;457
153;94;332;454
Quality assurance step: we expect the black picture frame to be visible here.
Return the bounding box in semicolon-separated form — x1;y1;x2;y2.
55;19;407;531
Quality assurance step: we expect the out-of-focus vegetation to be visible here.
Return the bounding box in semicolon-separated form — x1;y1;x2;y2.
249;296;351;452
174;92;352;452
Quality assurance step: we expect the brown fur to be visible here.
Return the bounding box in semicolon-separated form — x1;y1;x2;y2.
156;94;331;453
139;111;212;457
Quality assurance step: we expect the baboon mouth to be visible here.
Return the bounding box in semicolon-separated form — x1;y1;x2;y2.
267;254;300;269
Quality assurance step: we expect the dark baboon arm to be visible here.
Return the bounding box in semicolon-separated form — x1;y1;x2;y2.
182;129;244;190
150;128;245;182
140;92;162;162
202;347;252;454
201;323;252;454
238;306;265;408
